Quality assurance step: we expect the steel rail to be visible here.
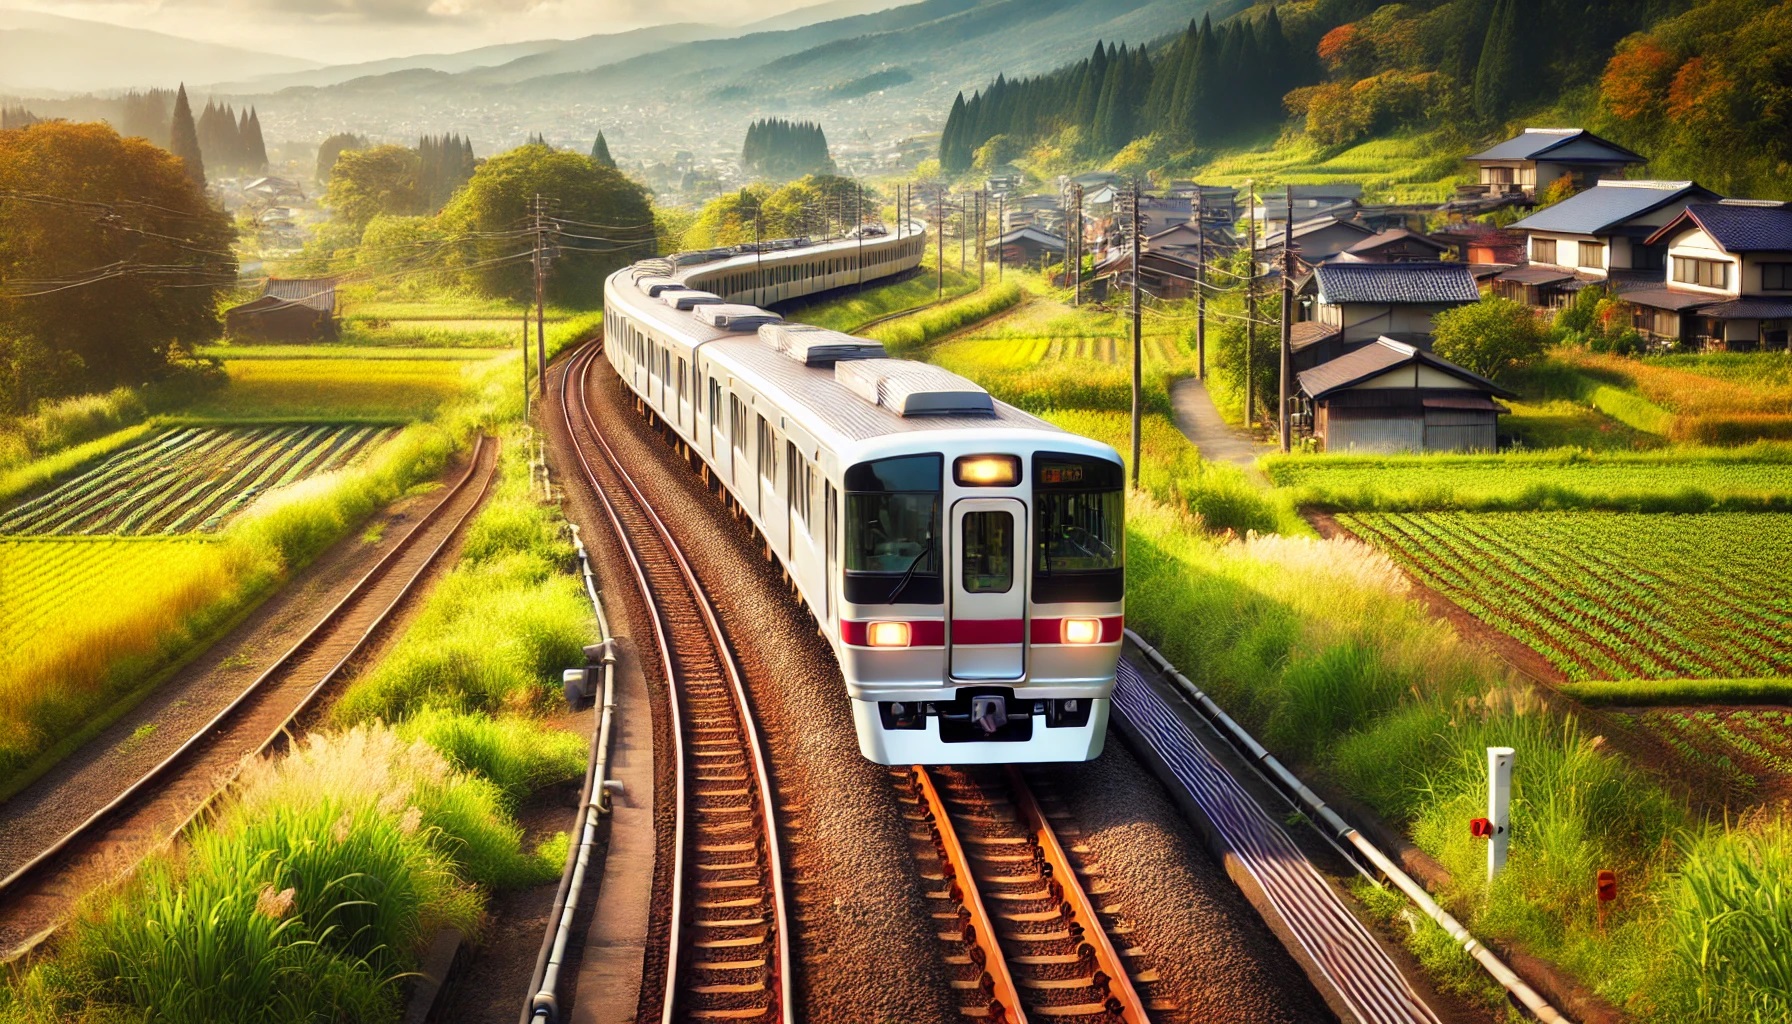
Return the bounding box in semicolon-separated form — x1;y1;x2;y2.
0;434;498;958
1003;766;1150;1023
910;766;1026;1023
556;341;793;1024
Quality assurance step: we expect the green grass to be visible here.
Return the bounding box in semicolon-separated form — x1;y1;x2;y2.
862;280;1025;355
1265;445;1792;512
333;439;591;725
1502;398;1667;452
0;725;552;1024
763;261;983;335
1563;678;1792;706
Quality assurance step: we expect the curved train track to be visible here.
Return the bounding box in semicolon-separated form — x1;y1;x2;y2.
558;340;793;1024
0;434;499;960
901;765;1161;1024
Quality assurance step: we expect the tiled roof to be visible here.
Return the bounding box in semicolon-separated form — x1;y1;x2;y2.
1297;337;1514;399
1496;266;1576;286
1616;287;1714;313
1469;128;1644;163
1289;321;1340;352
1314;262;1479;305
1699;298;1792;320
1511;181;1714;236
1345;229;1449;254
1647;203;1792;252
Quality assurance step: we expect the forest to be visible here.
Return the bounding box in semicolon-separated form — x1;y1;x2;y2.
740;118;834;180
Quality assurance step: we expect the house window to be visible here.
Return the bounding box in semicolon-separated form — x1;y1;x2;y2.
1673;256;1730;289
1762;262;1792;291
1635;243;1667;272
1578;241;1604;270
1532;238;1557;265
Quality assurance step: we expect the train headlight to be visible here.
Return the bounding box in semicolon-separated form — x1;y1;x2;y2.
954;454;1020;487
1062;617;1102;645
867;621;912;648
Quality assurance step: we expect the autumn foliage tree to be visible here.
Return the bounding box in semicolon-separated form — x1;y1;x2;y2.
0;121;234;411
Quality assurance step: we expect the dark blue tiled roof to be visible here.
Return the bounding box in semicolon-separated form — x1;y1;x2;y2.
1511;181;1714;236
1665;203;1792;253
1314;262;1479;305
1469;128;1645;163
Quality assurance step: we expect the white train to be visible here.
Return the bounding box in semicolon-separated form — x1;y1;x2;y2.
602;223;1124;764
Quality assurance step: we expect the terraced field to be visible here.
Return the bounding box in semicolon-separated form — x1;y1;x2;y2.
0;425;396;536
1337;511;1792;681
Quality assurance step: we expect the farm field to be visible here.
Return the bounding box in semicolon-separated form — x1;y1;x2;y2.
0;538;232;655
1619;707;1792;804
1562;351;1792;445
1337;511;1792;682
1268;446;1792;510
0;424;396;536
196;344;504;361
183;357;473;420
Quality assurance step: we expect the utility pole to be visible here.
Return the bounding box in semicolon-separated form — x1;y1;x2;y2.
959;195;967;273
856;180;865;290
1280;187;1295;453
977;190;986;289
997;192;1005;281
532;193;548;398
1072;183;1084;306
936;188;945;302
1245;180;1257;430
1129;179;1143;490
521;305;530;420
1195;188;1207;381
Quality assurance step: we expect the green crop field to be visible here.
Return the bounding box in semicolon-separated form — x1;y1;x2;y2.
184;357;473;420
1627;708;1792;801
0;425;397;536
1338;511;1792;682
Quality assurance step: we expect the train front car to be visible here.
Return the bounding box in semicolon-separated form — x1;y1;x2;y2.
839;433;1124;765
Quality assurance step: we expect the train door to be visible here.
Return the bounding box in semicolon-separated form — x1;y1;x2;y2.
824;483;838;626
948;498;1026;681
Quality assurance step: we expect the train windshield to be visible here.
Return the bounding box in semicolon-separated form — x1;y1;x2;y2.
1033;453;1124;603
844;454;943;604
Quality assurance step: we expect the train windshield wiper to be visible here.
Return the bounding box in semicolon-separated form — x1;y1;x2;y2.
885;534;934;604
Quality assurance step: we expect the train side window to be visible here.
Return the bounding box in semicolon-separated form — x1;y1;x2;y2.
757;415;775;485
785;441;800;515
731;396;747;455
709;378;721;429
677;357;687;405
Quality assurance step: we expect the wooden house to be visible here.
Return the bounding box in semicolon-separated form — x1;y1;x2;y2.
1298;337;1514;453
1466;128;1645;199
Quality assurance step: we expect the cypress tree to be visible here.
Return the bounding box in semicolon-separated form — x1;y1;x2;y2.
169;84;205;187
245;108;268;171
1474;0;1524;121
591;130;615;168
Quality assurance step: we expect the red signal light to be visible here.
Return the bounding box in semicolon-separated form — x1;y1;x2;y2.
1597;869;1617;903
1469;817;1494;839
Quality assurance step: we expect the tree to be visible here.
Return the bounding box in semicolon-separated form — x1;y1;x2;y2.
1473;0;1524;121
1431;298;1549;381
439;143;653;304
168;84;204;187
741;119;833;179
315;132;368;186
591;131;615;168
324;145;423;232
0;121;233;410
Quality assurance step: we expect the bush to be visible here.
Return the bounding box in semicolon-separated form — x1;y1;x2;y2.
1432;297;1550;381
397;707;586;808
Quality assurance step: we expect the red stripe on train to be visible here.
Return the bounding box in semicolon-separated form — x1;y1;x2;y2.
841;619;946;647
949;618;1025;645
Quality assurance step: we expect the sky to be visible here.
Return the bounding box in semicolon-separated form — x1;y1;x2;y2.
6;0;841;63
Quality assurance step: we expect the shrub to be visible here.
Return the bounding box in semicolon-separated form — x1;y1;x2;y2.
1432;297;1550;381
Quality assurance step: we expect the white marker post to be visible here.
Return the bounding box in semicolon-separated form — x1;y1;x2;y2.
1488;746;1514;881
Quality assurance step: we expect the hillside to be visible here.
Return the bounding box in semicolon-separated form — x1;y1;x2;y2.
934;0;1792;201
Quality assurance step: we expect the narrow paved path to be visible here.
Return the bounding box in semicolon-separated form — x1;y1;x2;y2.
1172;377;1274;468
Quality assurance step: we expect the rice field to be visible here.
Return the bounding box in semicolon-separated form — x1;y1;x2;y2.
0;538;231;656
184;358;473;420
1338;511;1792;682
0;424;396;536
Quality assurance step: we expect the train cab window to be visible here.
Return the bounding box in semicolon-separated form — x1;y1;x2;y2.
1032;453;1124;604
844;454;942;604
961;511;1014;594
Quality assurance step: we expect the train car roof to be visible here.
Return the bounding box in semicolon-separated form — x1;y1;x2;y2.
701;336;1060;444
667;220;924;285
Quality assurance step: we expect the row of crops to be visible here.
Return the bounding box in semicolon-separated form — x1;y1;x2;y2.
0;425;396;536
1337;511;1792;682
1628;708;1792;799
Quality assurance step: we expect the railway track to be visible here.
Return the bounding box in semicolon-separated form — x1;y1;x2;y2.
0;434;499;961
558;341;792;1024
900;765;1163;1024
